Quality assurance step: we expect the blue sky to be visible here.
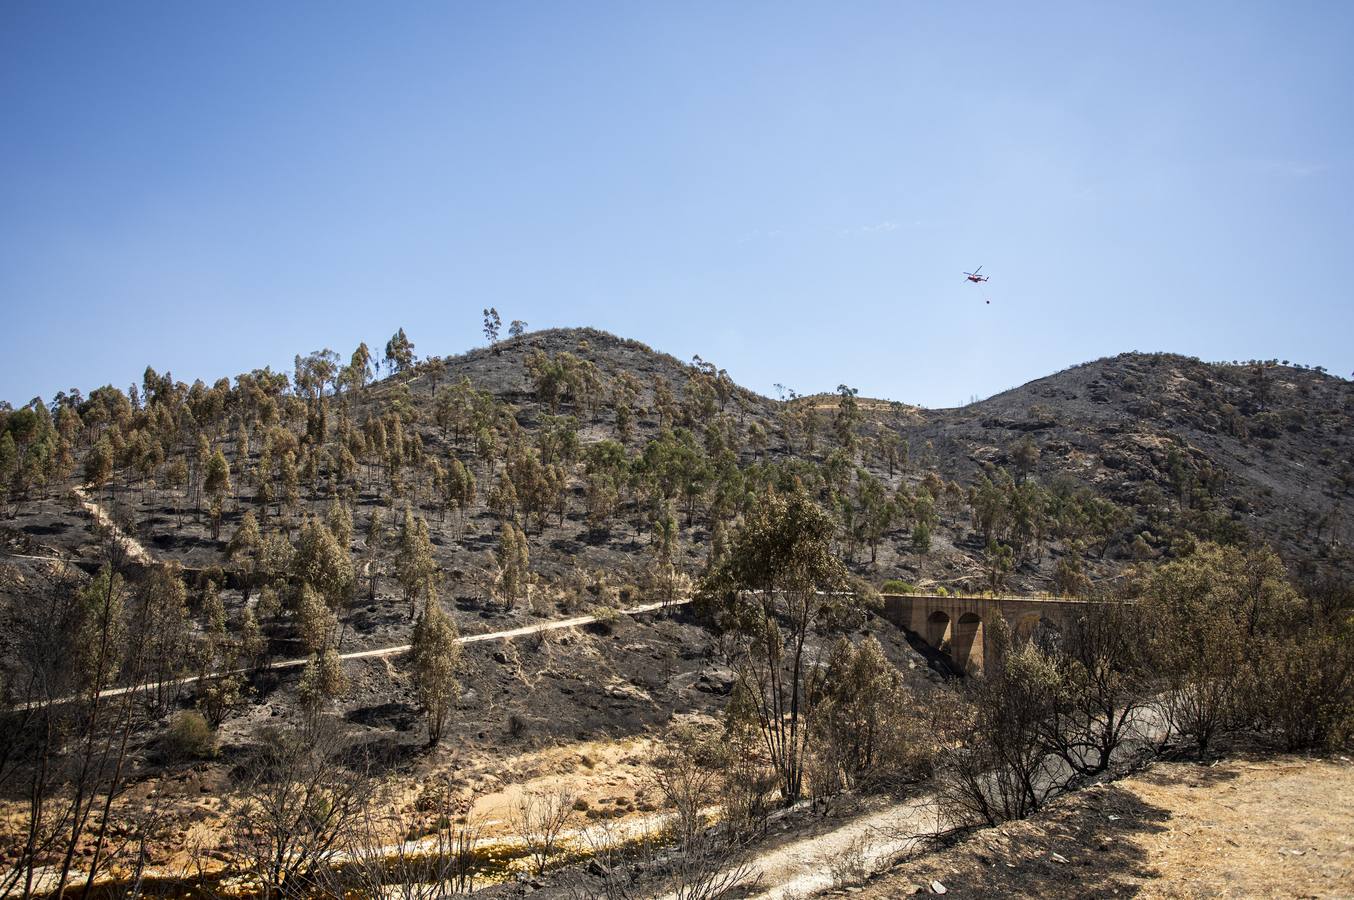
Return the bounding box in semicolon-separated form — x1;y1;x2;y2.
2;1;1351;408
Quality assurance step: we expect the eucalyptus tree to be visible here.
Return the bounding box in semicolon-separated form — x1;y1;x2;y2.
697;483;861;805
394;509;439;620
344;342;373;394
384;328;415;375
166;455;189;525
833;384;859;452
482;308;501;346
362;506;384;601
293;349;339;407
277;451;300;521
854;469;895;565
293;516;355;638
496;522;530;610
83;436;113;497
445;457;475;532
204;448;232;539
411;598;461;746
297;644;348;718
227;510;263;599
1141;541;1295;757
326;498;353;551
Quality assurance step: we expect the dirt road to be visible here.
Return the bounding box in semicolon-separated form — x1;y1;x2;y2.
676;707;1169;899
742;796;937;898
78;598;692;703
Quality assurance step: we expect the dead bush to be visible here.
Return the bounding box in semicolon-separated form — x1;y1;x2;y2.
228;721;371;898
934;625;1065;829
325;782;485;898
513;786;576;876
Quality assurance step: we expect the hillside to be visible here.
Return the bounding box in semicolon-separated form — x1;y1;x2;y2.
3;328;1351;609
1;325;1350;896
923;351;1353;576
2;327;1350;734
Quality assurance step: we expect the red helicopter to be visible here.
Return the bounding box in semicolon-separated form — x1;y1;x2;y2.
964;265;991;303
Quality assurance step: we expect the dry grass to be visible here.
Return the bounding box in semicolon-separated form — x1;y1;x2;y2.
855;754;1354;899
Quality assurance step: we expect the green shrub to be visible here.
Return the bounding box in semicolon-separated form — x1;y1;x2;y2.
165;710;215;760
911;523;932;554
880;579;915;594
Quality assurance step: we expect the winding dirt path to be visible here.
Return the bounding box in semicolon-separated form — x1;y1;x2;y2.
74;598;692;703
649;797;935;900
742;799;934;898
73;486;155;565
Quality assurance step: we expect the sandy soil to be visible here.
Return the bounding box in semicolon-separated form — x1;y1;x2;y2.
0;723;698;894
461;733;663;833
844;754;1354;899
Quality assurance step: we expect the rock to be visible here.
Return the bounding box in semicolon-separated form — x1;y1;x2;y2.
931;880;947;894
492;650;510;664
1050;852;1069;864
606;681;650;702
695;665;735;695
587;858;610;877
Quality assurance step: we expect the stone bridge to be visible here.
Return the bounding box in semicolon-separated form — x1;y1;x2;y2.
882;593;1091;674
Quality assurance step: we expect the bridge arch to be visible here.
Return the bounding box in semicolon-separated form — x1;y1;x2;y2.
926;610;952;652
1013;612;1043;644
954;612;984;673
1012;612;1061;648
